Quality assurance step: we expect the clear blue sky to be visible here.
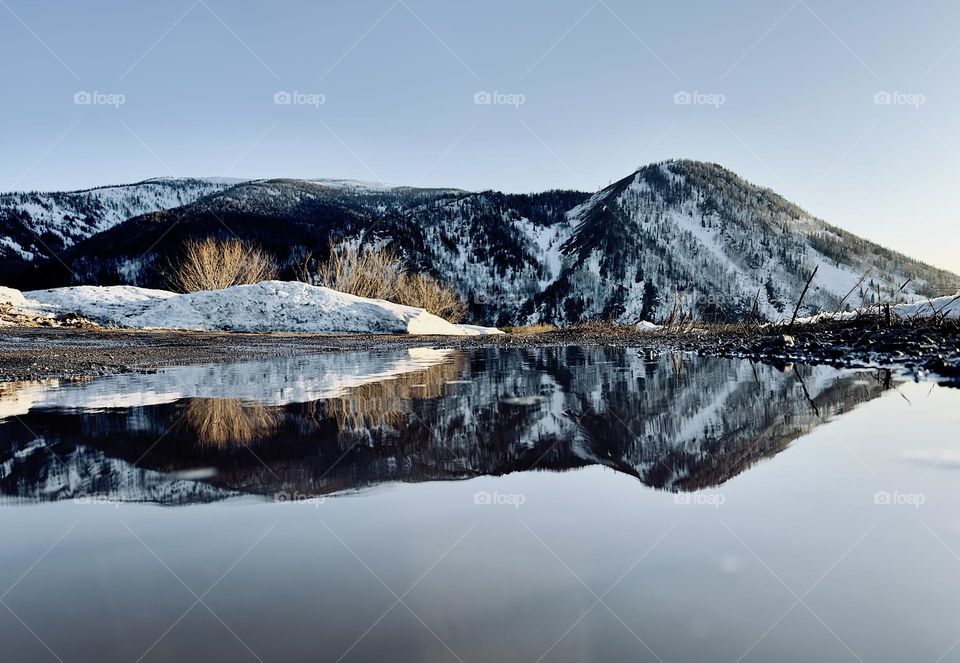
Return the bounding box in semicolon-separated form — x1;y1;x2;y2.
2;0;958;274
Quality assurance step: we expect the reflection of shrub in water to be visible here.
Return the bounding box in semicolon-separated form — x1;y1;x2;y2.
185;398;281;447
0;379;63;420
325;352;469;433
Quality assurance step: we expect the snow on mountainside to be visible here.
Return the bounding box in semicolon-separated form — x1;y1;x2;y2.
309;178;400;191
3;161;957;325
530;161;958;323
0;177;243;262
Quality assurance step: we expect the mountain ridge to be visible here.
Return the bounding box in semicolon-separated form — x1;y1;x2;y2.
3;160;957;325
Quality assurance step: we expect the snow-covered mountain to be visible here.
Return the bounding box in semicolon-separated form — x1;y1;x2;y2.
4;161;957;324
0;177;244;266
530;162;958;322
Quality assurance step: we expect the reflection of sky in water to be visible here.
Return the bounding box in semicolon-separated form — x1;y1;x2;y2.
0;351;958;662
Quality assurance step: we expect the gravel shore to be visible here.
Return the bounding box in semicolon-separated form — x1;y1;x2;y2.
1;321;958;383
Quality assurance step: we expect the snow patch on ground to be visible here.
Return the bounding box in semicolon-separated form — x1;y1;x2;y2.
25;285;175;323
799;293;960;324
456;324;506;336
0;286;29;308
17;281;501;335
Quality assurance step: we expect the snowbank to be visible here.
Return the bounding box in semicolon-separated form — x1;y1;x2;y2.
0;286;29;308
1;286;50;327
799;293;960;324
456;324;507;336
16;281;503;336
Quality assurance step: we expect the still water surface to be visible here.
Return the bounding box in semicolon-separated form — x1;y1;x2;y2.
1;348;958;662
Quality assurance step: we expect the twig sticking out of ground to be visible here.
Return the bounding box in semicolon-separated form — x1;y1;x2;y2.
834;271;870;316
788;266;819;330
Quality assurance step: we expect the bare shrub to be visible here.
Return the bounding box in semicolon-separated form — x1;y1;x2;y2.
396;273;468;323
308;243;400;301
306;243;468;321
166;238;277;293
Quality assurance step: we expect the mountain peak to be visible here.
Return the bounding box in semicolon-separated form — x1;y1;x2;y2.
2;165;957;325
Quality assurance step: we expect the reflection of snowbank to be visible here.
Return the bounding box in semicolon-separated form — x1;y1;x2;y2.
15;281;503;335
0;348;457;419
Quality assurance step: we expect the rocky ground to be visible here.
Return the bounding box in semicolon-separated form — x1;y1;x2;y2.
1;318;958;383
690;320;960;382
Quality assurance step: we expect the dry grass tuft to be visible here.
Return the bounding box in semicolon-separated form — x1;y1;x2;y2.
308;242;399;301
166;237;278;293
302;243;467;322
500;324;559;334
395;272;467;323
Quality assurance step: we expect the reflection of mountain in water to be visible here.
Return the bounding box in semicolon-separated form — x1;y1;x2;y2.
0;349;893;505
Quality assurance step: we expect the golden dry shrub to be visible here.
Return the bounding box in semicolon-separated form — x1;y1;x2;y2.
396;272;468;323
312;242;401;301
310;243;467;321
166;237;278;293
